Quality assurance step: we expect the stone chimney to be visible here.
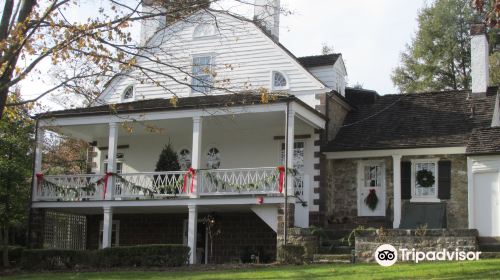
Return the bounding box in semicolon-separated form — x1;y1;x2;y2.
254;0;280;41
471;23;489;95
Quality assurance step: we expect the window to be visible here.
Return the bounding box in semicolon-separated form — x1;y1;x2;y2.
192;56;213;93
98;220;119;248
206;147;220;169
122;86;134;101
411;159;439;202
272;71;288;90
103;153;124;173
178;149;192;170
364;165;383;188
193;23;217;38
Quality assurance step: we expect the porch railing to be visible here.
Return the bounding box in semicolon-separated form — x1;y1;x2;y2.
34;174;105;201
114;172;186;199
198;167;281;195
33;167;296;202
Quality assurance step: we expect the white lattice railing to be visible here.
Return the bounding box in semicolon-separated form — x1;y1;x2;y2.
35;174;106;201
33;168;300;201
198;167;283;195
114;171;187;199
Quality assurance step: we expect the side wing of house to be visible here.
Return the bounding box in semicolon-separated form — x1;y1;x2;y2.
97;12;328;108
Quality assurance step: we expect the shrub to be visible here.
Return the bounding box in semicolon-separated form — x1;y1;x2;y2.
0;246;24;267
278;244;305;265
20;244;190;270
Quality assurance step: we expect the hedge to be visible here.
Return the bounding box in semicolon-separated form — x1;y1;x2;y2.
20;244;190;270
0;246;24;267
278;244;305;265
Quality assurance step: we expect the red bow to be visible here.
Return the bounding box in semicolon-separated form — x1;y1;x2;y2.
183;167;196;193
98;172;114;199
35;173;44;190
277;166;285;193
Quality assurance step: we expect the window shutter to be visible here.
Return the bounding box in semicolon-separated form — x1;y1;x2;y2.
401;161;412;199
438;160;452;199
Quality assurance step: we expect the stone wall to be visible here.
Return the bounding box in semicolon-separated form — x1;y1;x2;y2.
322;154;468;229
283;228;318;262
355;229;479;263
322;157;393;228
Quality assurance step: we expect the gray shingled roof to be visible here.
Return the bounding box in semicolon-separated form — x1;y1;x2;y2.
297;54;341;68
36;93;325;119
467;127;500;154
323;89;497;152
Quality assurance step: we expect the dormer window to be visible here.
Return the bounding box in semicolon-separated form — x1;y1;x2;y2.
272;71;289;90
193;23;217;38
122;86;134;101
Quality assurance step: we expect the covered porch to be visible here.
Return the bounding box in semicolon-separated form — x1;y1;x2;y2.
32;94;326;263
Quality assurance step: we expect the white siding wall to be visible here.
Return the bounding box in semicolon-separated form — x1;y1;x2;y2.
98;12;326;108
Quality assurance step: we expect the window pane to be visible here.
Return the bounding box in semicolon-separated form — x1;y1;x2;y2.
273;72;287;88
364;165;381;188
415;162;436;197
192;56;213;93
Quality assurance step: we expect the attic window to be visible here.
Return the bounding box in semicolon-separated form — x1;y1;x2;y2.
193;23;217;38
122;86;134;101
272;71;288;90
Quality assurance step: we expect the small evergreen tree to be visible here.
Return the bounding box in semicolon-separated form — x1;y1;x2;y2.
155;142;180;172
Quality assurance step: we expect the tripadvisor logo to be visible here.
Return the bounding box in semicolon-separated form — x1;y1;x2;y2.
374;244;482;266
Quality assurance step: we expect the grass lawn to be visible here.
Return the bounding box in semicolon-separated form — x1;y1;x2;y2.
3;259;500;280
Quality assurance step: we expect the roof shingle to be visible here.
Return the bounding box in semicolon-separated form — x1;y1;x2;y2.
297;54;340;68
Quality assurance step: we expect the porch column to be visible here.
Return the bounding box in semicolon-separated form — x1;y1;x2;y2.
33;126;45;198
102;206;113;248
187;205;198;264
286;107;295;195
191;116;202;197
106;122;118;200
392;155;402;228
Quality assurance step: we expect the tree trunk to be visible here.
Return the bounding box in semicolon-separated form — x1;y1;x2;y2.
0;88;7;119
1;227;9;268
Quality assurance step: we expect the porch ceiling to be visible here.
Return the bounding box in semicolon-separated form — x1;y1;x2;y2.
47;111;314;142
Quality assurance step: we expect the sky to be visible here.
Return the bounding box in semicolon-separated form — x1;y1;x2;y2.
278;0;429;94
16;0;430;109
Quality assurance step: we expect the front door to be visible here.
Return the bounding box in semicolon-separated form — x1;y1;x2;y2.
473;171;500;237
358;161;386;216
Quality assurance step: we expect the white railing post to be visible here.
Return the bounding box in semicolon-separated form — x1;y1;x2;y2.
187;204;198;264
392;155;402;229
102;206;113;248
33;126;45;200
106;122;118;200
191;116;202;197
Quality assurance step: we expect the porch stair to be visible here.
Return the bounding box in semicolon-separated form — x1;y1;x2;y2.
478;238;500;259
312;254;352;264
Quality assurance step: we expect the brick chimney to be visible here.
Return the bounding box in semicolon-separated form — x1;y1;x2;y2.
471;23;489;96
254;0;280;41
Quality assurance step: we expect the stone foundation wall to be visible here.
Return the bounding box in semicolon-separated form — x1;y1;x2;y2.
355;229;479;263
283;228;318;262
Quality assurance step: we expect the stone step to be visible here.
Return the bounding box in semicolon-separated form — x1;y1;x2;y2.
480;252;500;259
312;254;352;264
479;244;500;252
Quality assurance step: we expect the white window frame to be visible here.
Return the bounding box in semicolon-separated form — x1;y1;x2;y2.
270;71;289;91
410;158;441;203
191;54;214;94
121;85;135;102
192;23;218;39
178;148;192;170
103;154;124;174
357;160;386;216
98;220;120;249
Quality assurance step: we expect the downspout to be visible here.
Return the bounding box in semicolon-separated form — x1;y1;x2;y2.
27;119;39;249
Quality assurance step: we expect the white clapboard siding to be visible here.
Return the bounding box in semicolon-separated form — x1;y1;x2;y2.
97;12;327;108
308;66;336;88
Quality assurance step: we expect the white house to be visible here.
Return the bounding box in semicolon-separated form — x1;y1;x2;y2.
30;1;499;264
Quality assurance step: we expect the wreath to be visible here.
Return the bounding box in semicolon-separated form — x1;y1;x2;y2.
364;189;379;211
416;169;435;188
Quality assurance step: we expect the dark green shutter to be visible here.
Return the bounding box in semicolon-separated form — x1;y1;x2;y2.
438;160;452;199
401;161;412;199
